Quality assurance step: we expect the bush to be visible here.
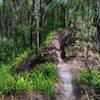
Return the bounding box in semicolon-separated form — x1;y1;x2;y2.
0;37;14;63
0;37;26;64
76;66;100;89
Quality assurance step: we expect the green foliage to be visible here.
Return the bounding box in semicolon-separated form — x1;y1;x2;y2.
0;37;14;63
0;64;15;95
15;76;33;92
15;63;57;96
43;31;56;46
0;0;98;98
76;66;100;88
0;37;27;64
15;25;31;45
0;49;32;95
11;49;32;69
33;63;58;81
43;28;64;47
0;60;57;96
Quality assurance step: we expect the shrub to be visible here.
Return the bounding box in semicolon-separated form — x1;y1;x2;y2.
0;37;14;63
76;66;100;89
0;37;26;64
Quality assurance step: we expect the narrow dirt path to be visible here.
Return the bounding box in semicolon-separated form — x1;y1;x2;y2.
50;30;76;100
55;66;75;100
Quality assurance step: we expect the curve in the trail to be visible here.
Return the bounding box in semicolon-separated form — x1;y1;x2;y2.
51;31;76;100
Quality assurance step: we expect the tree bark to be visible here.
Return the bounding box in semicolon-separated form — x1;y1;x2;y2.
30;0;35;49
91;0;100;51
35;0;40;54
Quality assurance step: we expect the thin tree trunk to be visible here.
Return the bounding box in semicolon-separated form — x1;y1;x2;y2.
30;0;36;49
61;5;66;28
35;0;40;55
39;0;44;45
91;0;100;51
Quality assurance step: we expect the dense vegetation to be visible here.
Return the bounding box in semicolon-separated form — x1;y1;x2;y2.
76;67;100;99
0;62;57;96
0;0;100;99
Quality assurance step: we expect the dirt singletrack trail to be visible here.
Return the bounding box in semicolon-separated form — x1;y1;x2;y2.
50;29;80;100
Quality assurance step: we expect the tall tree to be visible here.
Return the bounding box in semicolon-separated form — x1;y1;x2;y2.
92;0;100;51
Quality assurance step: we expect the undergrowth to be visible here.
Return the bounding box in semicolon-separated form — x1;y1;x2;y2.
11;49;32;69
0;54;57;96
76;66;100;89
0;30;58;97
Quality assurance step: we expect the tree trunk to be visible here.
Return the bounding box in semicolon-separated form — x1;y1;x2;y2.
39;0;44;45
35;0;40;55
30;0;35;49
91;0;100;51
60;4;66;28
